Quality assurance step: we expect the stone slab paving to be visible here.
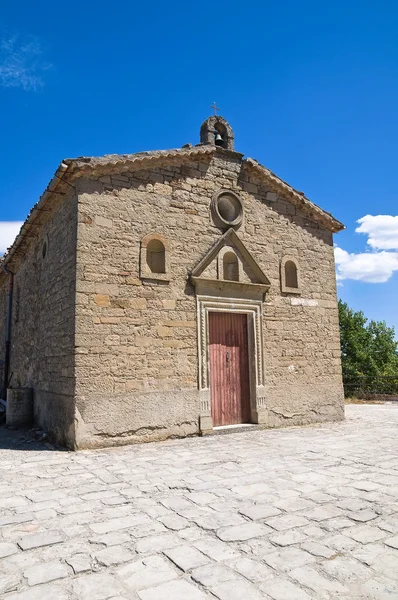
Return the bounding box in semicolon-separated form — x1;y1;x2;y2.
0;405;398;599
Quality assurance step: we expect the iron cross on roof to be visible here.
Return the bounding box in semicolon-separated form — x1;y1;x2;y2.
210;102;220;115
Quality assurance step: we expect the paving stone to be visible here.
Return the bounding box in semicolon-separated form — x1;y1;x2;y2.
301;504;343;521
0;514;34;527
322;533;359;552
117;555;177;590
90;532;131;546
384;535;398;550
351;480;381;492
89;513;150;534
289;565;349;595
371;552;398;580
24;559;69;586
345;524;387;544
232;482;272;497
238;504;281;520
216;522;270;541
135;532;180;553
18;530;65;551
191;564;238;587
95;544;135;566
347;509;379;522
305;491;336;503
263;547;315;571
178;525;205;542
320;517;354;531
211;578;264;600
269;529;308;546
193;537;240;561
66;553;92;573
185;492;220;505
0;541;18;558
359;577;398;600
158;513;189;530
273;496;316;512
6;584;70;600
0;573;21;596
192;512;247;530
352;543;387;566
129;521;167;538
163;544;210;571
301;524;326;539
320;555;374;583
227;556;274;582
265;514;310;531
72;573;125;599
260;577;313;600
300;540;336;558
138;579;208;600
337;497;373;511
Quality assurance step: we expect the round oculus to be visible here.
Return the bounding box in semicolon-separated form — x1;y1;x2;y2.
213;191;243;227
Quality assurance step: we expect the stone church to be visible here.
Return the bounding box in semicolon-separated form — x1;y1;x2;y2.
0;115;345;449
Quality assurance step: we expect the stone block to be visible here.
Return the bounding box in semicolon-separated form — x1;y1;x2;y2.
72;573;125;600
0;542;18;558
18;530;65;551
138;579;208;600
117;555;177;590
95;544;135;566
193;538;240;561
216;523;270;542
94;294;110;306
260;578;313;600
24;560;69;586
94;215;113;228
238;504;281;521
163;544;210;571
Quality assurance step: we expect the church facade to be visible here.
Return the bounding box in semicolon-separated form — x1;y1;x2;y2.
0;116;345;449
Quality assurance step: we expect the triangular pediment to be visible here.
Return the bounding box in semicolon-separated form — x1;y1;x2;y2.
190;229;270;298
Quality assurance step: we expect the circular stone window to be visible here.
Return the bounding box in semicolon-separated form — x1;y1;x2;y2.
212;190;243;228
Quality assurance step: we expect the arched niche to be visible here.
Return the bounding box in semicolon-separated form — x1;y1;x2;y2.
140;234;170;282
280;255;301;294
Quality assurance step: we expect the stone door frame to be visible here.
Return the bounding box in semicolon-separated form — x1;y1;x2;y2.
196;294;268;432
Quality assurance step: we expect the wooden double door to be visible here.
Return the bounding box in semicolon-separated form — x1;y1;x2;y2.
209;312;251;427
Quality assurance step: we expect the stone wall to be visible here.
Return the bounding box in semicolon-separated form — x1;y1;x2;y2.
0;274;7;395
4;189;78;445
73;151;343;448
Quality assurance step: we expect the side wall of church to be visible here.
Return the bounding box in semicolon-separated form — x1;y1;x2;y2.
0;275;7;394
73;153;343;448
3;190;78;446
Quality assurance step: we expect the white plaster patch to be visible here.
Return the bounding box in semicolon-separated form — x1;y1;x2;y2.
290;298;318;307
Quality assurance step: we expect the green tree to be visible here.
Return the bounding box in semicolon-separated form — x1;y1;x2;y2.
338;300;398;396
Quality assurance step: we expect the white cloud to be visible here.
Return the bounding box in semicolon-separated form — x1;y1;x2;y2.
335;246;398;283
335;214;398;283
356;215;398;250
0;222;23;256
0;35;51;91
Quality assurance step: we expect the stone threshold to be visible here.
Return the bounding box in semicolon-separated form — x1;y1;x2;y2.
207;423;262;436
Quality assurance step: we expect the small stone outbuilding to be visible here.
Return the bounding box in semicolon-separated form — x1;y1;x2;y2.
0;116;345;448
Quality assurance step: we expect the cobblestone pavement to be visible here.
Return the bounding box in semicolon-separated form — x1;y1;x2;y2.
0;405;398;600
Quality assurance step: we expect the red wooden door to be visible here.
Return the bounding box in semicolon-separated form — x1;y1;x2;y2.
209;312;251;427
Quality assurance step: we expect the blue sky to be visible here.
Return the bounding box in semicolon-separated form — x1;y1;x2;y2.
1;0;398;332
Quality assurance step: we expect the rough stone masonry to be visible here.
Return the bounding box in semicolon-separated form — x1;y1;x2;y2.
0;115;345;449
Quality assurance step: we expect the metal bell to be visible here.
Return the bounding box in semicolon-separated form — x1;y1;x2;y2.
215;133;224;146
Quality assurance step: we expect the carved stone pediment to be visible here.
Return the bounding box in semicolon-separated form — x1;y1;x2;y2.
190;229;270;299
